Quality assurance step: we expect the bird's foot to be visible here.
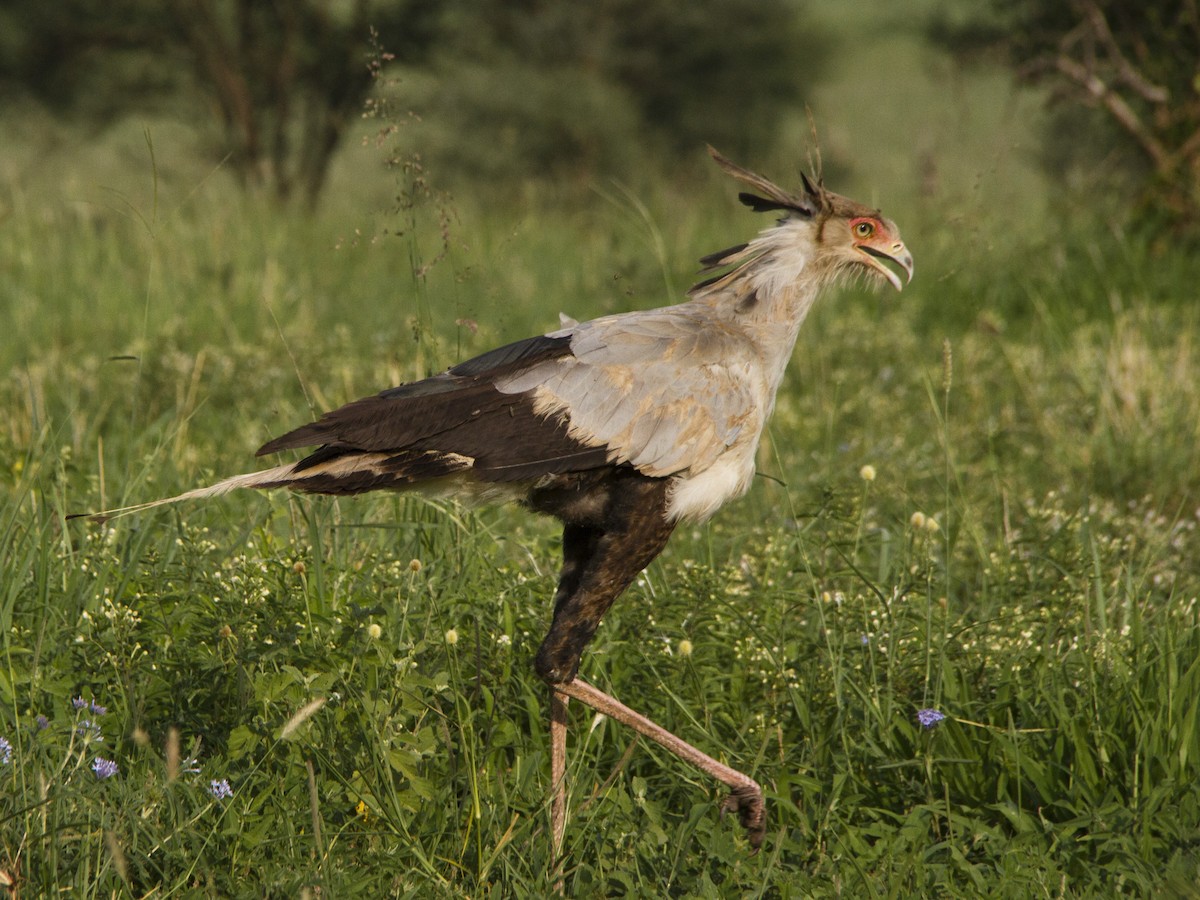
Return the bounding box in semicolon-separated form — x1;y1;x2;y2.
720;782;766;850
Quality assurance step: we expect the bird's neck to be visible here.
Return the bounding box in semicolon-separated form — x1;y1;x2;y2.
694;238;825;402
738;278;820;409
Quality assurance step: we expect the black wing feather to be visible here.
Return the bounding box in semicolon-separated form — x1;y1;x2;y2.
447;333;571;377
698;243;748;270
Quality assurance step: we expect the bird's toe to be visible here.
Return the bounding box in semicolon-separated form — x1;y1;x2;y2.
720;783;766;850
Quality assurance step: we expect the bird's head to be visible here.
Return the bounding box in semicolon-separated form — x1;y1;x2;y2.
706;146;913;292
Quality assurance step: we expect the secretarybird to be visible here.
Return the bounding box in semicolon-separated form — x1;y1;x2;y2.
82;147;912;852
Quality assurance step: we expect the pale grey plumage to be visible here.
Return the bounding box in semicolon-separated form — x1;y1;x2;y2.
496;305;760;500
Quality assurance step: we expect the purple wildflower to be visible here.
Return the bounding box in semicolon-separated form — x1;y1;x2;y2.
36;715;49;730
917;708;946;729
860;634;871;646
208;779;233;800
89;700;107;716
92;757;119;779
76;719;102;740
72;696;88;710
0;737;11;765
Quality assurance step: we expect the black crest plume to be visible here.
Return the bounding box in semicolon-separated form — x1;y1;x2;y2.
707;145;824;217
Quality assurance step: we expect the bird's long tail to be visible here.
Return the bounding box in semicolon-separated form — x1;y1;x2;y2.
69;464;303;524
69;448;482;523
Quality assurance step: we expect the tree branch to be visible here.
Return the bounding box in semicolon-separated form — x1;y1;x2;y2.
1049;55;1170;173
1172;127;1200;171
1073;0;1169;104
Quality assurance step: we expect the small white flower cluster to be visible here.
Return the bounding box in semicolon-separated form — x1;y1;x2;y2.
910;511;940;534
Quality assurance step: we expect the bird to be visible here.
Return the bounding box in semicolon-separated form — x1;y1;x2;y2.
81;146;912;854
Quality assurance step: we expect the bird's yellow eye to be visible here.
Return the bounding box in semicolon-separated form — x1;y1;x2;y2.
853;220;875;239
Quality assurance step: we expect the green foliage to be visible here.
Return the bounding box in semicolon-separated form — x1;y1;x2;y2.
0;0;821;197
4;124;1200;895
930;0;1200;230
425;0;821;175
0;0;440;204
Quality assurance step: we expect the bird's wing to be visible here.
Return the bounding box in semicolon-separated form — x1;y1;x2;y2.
257;308;763;491
256;333;611;483
496;309;763;478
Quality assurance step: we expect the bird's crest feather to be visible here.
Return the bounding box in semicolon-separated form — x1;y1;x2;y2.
707;145;824;217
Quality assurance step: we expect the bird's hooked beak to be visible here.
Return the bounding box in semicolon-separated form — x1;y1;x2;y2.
858;239;914;292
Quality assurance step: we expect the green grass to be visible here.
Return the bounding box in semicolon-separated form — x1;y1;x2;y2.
3;130;1200;897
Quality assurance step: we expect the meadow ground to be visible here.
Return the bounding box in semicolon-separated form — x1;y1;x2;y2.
3;106;1200;895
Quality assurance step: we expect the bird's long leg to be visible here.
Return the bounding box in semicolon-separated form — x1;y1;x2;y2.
541;521;597;859
549;689;569;860
530;474;676;855
553;677;766;848
530;473;763;852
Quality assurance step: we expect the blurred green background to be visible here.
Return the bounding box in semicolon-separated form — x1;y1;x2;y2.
4;1;1200;896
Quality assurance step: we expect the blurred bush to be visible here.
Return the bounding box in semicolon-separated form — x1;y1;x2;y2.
416;0;822;183
0;0;823;201
930;0;1200;233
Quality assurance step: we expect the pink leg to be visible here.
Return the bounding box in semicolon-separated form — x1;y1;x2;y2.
552;677;765;848
549;688;570;859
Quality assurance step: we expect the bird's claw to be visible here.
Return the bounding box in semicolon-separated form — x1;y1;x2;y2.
720;783;766;850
